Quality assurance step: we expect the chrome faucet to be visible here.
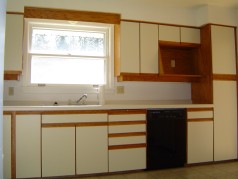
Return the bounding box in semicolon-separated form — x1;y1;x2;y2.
76;94;88;104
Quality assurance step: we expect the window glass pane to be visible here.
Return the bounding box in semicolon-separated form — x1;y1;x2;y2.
31;56;105;85
31;28;105;56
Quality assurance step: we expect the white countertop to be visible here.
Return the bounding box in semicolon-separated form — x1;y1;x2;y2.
3;100;214;111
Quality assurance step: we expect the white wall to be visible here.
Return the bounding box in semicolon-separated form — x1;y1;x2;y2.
4;0;238;104
7;0;197;26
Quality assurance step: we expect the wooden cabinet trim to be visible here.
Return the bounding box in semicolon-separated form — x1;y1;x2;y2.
118;73;203;82
213;74;237;81
108;143;146;150
108;121;146;126
187;108;213;112
108;132;146;138
4;71;21;81
187;118;213;122
24;7;121;25
42;122;108;128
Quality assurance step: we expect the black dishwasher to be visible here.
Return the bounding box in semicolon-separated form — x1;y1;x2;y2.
146;109;186;170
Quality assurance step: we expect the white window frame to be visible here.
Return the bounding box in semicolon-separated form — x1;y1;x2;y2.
23;18;114;92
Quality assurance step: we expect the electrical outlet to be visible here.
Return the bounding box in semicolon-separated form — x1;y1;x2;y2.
171;59;176;67
117;86;124;94
8;87;14;96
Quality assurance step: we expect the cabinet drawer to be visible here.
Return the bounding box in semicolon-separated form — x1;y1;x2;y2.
109;124;146;134
187;111;213;119
109;136;146;146
109;148;146;172
42;114;107;123
109;114;145;122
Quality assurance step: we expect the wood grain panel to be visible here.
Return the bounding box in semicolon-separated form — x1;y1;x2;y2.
118;73;203;82
114;24;121;77
24;7;121;24
213;74;237;81
192;24;213;104
108;143;146;150
187;118;214;122
109;132;146;138
108;121;146;126
42;122;108;128
4;71;21;81
7;11;24;15
187;108;213;112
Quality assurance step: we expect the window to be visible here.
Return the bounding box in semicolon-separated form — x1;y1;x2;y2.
24;19;114;88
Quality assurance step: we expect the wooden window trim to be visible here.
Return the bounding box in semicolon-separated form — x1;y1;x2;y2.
24;6;121;24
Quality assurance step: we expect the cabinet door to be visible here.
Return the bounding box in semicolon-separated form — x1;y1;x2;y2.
76;126;108;174
42;127;75;177
4;14;23;71
3;115;11;179
120;21;140;73
211;25;236;74
159;25;180;42
213;81;237;161
140;23;158;74
181;27;200;44
16;115;41;178
187;121;213;164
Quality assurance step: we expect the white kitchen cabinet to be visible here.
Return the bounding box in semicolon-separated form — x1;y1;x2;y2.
213;81;237;161
76;114;108;175
211;25;236;74
140;23;159;74
159;25;180;42
3;115;11;179
120;21;140;73
16;115;41;178
42;113;108;177
181;27;200;44
42;127;75;177
108;111;146;172
187;109;214;164
4;14;23;71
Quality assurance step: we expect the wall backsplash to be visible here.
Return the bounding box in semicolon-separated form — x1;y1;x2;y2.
3;77;191;104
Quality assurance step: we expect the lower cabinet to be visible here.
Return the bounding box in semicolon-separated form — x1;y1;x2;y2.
213;81;237;161
16;115;41;178
108;110;146;172
42;127;75;177
76;125;108;174
42;113;108;177
187;108;214;164
3;115;11;179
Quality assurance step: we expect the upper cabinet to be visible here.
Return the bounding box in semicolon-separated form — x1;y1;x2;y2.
159;25;180;42
120;21;140;73
158;25;202;79
181;27;200;44
159;25;200;44
140;23;158;74
118;21;203;82
120;21;159;75
4;13;23;80
211;25;236;75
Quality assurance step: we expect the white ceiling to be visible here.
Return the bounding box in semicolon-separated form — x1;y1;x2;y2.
152;0;238;8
